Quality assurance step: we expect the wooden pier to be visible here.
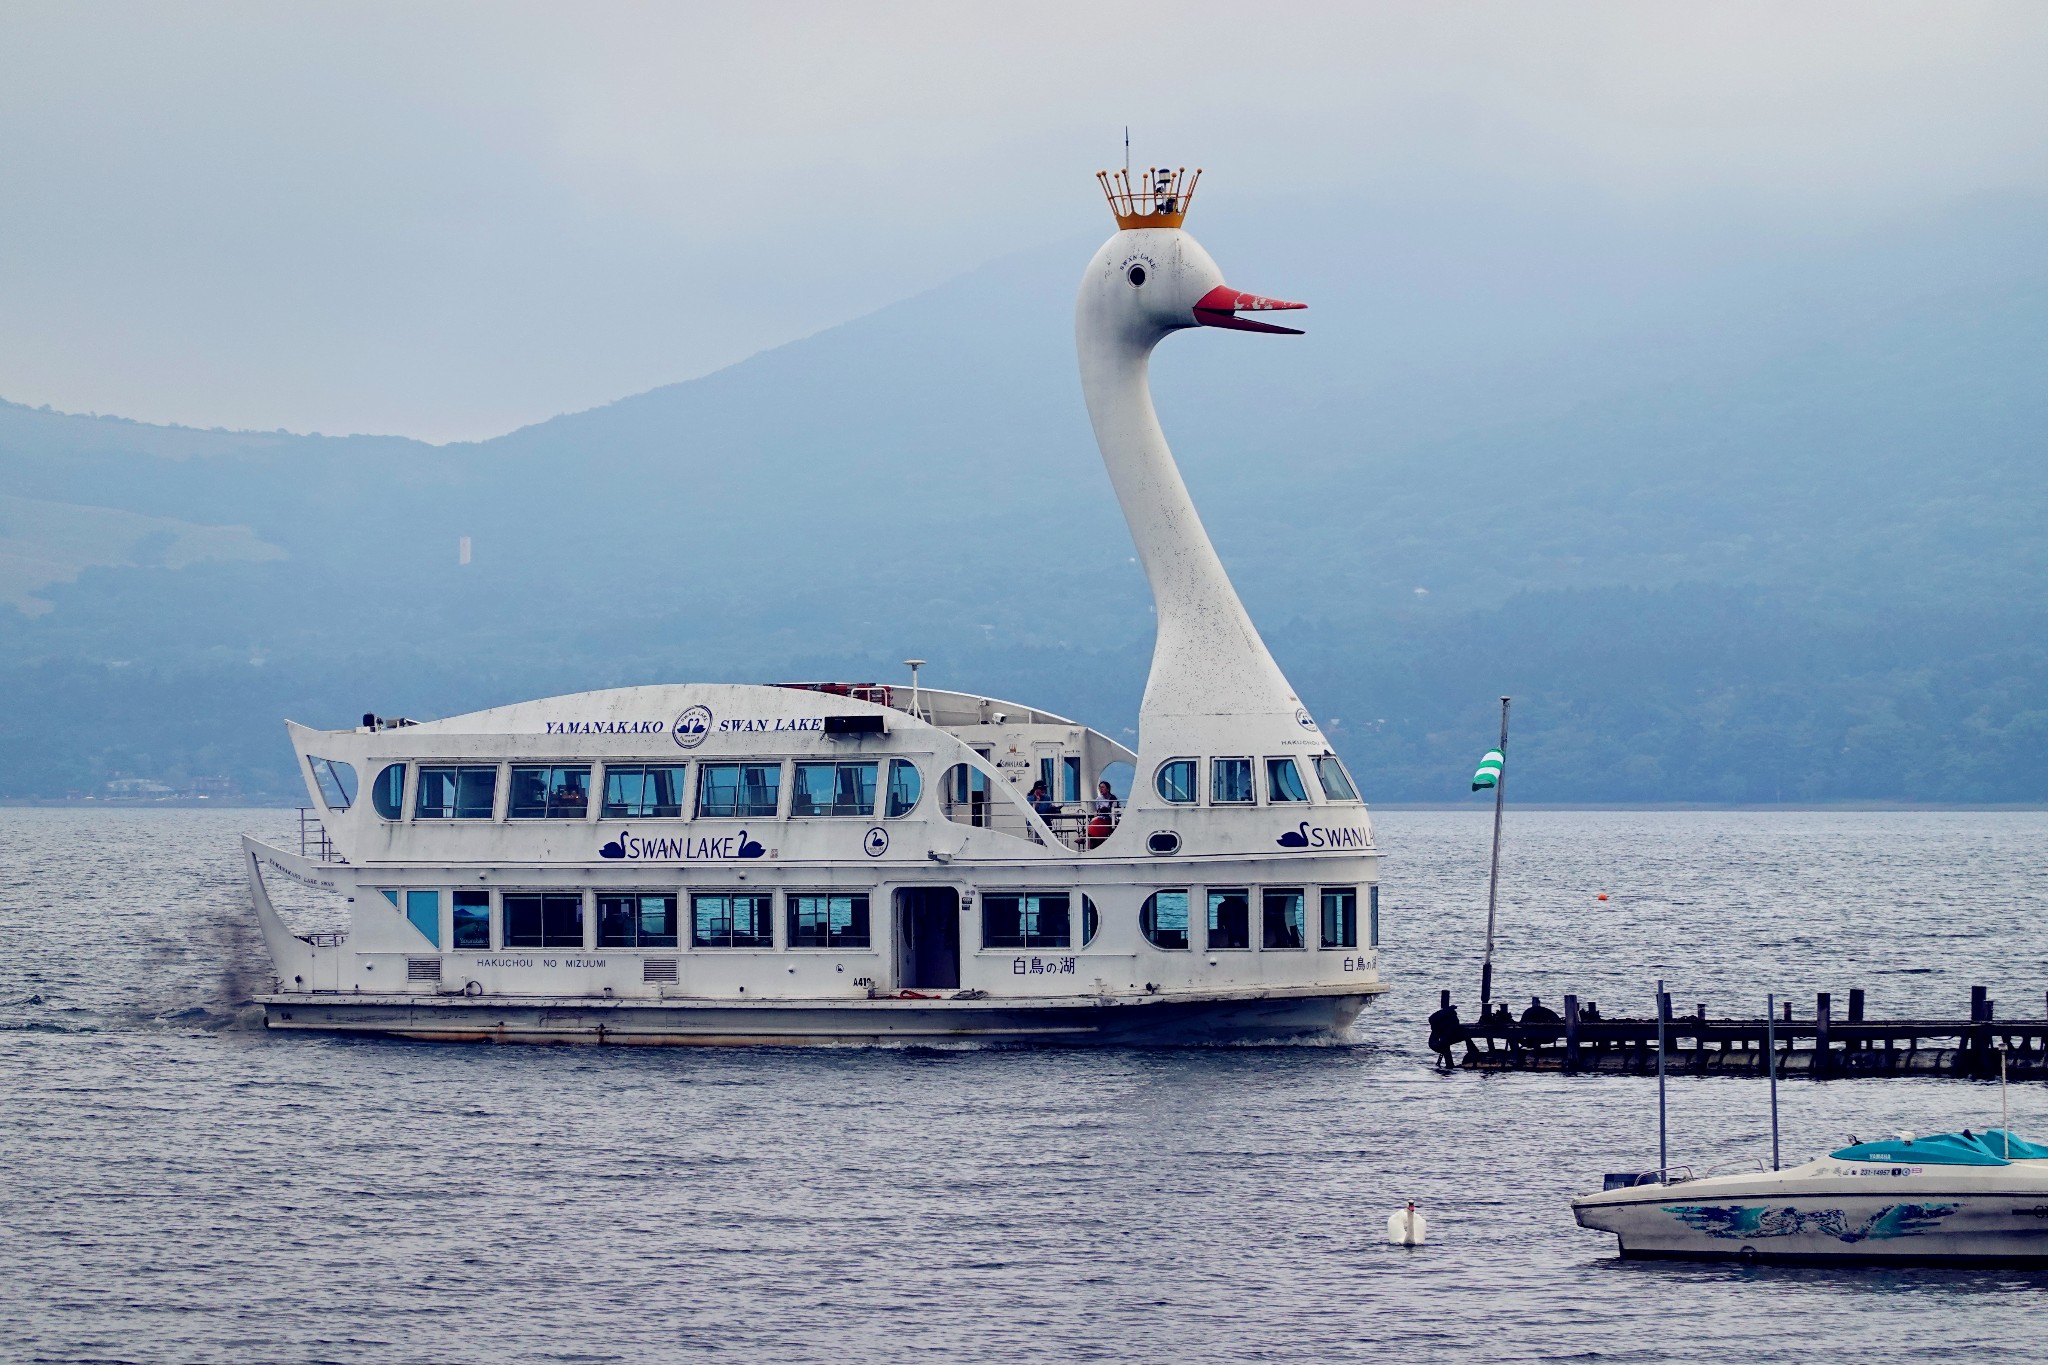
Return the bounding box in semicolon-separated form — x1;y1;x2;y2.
1444;986;2048;1078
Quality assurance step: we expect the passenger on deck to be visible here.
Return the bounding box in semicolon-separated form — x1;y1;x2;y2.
1027;780;1058;816
1082;779;1122;850
1428;991;1473;1069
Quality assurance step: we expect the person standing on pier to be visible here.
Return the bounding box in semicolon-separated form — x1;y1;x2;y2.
1483;1000;1514;1053
1429;991;1474;1069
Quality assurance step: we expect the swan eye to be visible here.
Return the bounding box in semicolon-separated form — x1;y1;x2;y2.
1127;265;1147;287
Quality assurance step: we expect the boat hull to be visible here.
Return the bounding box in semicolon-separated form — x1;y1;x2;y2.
257;986;1376;1047
1575;1186;2048;1267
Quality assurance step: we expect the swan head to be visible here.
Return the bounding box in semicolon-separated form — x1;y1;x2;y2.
1080;225;1303;351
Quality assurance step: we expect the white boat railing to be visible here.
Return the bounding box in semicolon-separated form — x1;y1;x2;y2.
297;808;341;862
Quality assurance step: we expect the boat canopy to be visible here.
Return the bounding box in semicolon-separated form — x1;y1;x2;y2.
1829;1130;2047;1166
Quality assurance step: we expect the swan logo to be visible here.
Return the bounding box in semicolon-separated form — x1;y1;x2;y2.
1275;822;1369;850
862;826;889;857
599;828;766;861
672;705;713;749
1295;707;1317;731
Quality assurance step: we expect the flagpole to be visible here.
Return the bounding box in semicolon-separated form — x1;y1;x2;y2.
1480;695;1510;1009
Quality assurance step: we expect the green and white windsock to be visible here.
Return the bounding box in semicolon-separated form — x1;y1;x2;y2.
1472;749;1505;791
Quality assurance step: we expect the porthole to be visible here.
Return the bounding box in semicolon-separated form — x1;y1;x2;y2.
1127;264;1147;287
1147;831;1181;856
1140;890;1189;950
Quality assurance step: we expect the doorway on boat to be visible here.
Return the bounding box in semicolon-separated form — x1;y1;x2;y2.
896;887;960;991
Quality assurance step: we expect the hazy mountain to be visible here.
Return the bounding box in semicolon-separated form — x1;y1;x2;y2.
2;191;2043;802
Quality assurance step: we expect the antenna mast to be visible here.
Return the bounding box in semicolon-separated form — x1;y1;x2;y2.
1479;696;1510;1007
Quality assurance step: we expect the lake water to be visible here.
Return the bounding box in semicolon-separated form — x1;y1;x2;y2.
3;808;2045;1363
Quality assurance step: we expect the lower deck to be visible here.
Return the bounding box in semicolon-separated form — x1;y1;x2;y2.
258;984;1381;1046
247;838;1385;1009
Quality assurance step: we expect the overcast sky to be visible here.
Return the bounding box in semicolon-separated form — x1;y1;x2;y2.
3;1;2045;442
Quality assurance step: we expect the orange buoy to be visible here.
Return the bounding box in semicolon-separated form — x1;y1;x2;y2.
1597;893;1609;901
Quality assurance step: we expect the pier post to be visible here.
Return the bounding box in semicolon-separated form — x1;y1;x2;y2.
1655;979;1668;1174
1848;988;1865;1054
1815;993;1832;1079
1975;989;1997;1077
1563;994;1581;1074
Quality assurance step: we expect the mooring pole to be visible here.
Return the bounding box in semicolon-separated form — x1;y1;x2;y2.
1479;696;1511;1008
1656;977;1669;1177
1766;991;1780;1170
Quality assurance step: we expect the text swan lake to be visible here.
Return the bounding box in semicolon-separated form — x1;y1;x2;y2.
598;830;767;861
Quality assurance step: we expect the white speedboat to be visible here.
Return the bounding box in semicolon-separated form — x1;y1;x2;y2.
239;166;1388;1045
1573;1129;2048;1265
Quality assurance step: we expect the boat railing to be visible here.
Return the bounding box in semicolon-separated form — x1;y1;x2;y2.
1036;806;1121;851
297;807;342;863
940;793;1119;852
1697;1156;1769;1179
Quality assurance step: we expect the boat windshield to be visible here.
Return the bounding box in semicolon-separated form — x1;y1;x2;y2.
1982;1130;2048;1160
1829;1130;2026;1166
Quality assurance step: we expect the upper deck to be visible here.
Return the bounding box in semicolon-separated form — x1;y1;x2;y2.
290;680;1372;870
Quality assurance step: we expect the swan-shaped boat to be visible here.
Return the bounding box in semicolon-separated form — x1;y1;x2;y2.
240;166;1385;1044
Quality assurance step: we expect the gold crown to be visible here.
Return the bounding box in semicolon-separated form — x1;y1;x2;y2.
1097;166;1201;230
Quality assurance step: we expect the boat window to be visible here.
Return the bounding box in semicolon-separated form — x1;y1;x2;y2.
1036;755;1081;803
404;890;440;948
885;759;921;817
1082;895;1099;946
1265;758;1309;803
1262;889;1306;949
697;764;781;819
791;762;878;817
1320;887;1358;948
416;765;498;819
1155;759;1197;804
788;893;870;949
371;764;405;820
508;765;591;819
692;893;774;948
599;893;679;949
1369;885;1380;947
1140;890;1189;950
307;756;357;810
504;893;584;949
983;893;1071;949
1314;754;1359;802
1211;758;1254;804
941;762;993;828
1206;888;1250;949
602;764;687;819
452;890;491;949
